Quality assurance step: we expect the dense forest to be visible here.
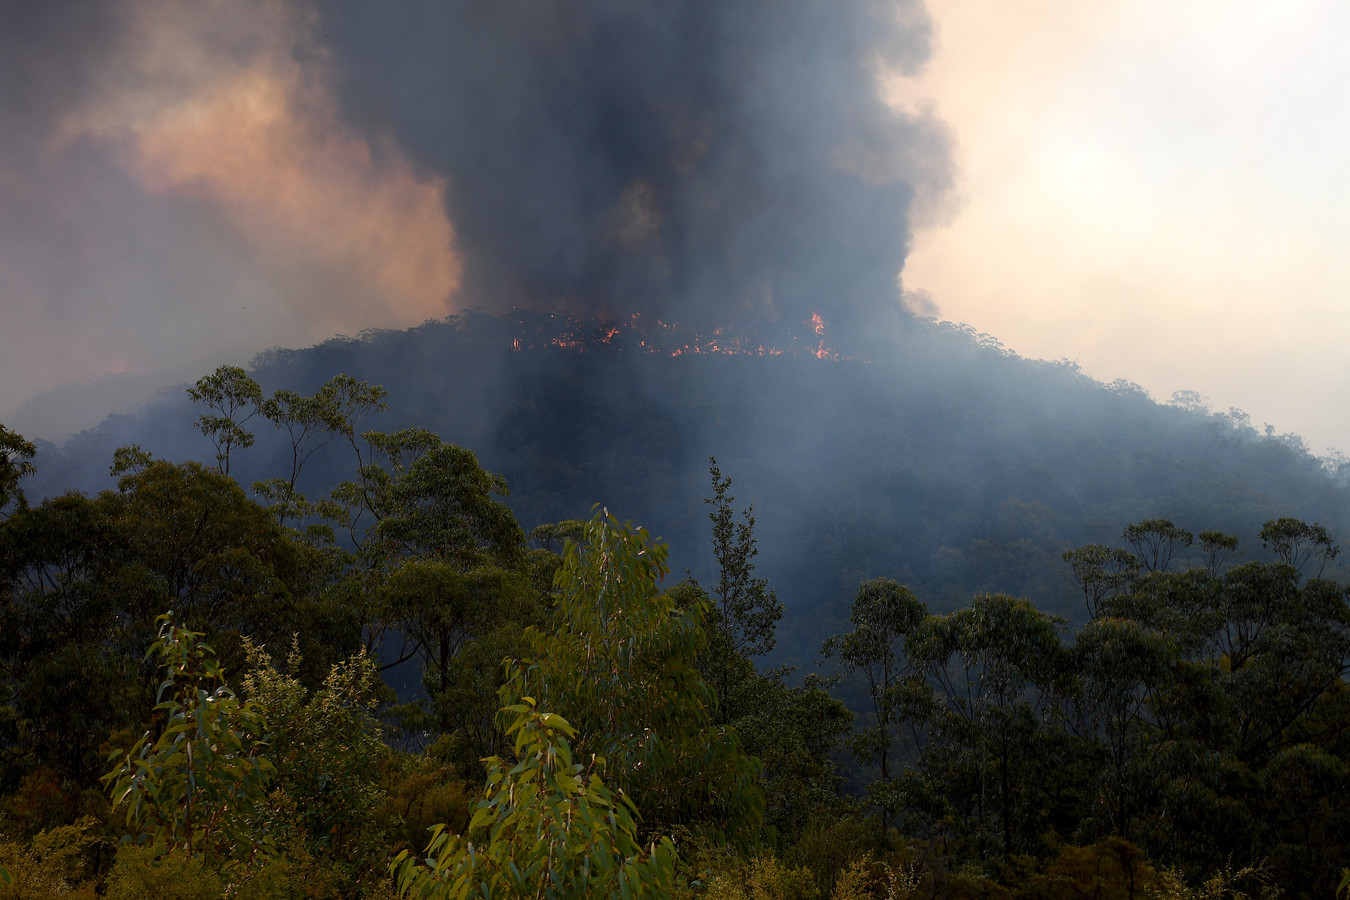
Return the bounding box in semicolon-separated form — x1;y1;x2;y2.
23;313;1350;660
3;313;1350;898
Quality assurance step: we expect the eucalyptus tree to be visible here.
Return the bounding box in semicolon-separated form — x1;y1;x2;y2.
514;508;764;844
1260;516;1339;580
822;577;930;838
191;369;543;762
357;436;537;756
253;374;389;526
186;365;263;476
1062;543;1139;619
1061;517;1350;891
912;592;1068;858
1072;615;1180;840
1121;519;1193;574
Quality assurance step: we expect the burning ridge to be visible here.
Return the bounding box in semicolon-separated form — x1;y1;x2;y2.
500;309;865;362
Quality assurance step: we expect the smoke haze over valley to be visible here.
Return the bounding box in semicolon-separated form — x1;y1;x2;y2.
6;0;1350;457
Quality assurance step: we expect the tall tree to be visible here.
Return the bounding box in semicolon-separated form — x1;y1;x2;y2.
1260;516;1339;580
700;458;783;724
186;366;263;476
0;455;338;785
253;374;389;525
1121;519;1193;574
914;593;1068;859
822;578;928;800
1063;543;1140;619
364;437;536;750
516;508;764;844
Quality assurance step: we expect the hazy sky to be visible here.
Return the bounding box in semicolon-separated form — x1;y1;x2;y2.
4;0;1349;456
1;1;461;438
901;0;1350;455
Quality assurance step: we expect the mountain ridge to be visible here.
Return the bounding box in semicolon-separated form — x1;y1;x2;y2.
21;312;1350;667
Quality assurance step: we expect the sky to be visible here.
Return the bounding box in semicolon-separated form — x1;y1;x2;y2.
1;1;461;438
3;0;1349;456
899;0;1350;456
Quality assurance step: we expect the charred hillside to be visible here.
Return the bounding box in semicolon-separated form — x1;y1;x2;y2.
27;311;1350;666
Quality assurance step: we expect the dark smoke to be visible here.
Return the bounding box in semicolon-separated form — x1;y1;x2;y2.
318;0;952;346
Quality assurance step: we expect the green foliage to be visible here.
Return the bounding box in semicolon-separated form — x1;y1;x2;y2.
1260;516;1339;579
104;839;399;900
1071;617;1179;837
1147;861;1273;900
108;460;333;642
102;614;273;864
913;593;1068;858
101;844;224;900
0;424;36;517
515;507;764;842
187;365;264;476
0;818;99;899
343;434;537;753
1197;531;1239;576
731;670;853;841
16;353;1350;897
391;698;676;900
258;375;389;493
825;856;874;900
1051;518;1350;892
1014;838;1158;899
670;464;846;843
373;441;523;566
0;454;341;787
701;459;784;723
110;443;155;478
700;855;819;900
1062;544;1140;618
382;746;476;854
242;640;392;882
823;578;928;783
1121;520;1193;573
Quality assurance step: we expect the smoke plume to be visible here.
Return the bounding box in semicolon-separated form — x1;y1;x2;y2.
318;0;953;345
2;1;952;436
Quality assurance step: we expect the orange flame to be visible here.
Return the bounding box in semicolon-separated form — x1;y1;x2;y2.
502;308;866;362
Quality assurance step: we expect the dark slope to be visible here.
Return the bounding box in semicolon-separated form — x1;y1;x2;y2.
24;314;1350;666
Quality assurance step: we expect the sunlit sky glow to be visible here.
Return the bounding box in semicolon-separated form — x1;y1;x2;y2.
900;0;1350;455
1;1;459;438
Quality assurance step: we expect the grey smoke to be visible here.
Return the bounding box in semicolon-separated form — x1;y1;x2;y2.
1;2;953;438
318;0;953;345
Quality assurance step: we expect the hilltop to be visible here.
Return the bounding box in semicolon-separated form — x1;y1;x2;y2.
24;311;1350;665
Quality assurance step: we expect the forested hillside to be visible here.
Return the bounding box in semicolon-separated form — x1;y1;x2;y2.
3;313;1349;897
25;312;1350;665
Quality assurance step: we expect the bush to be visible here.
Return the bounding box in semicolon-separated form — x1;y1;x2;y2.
0;818;101;899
